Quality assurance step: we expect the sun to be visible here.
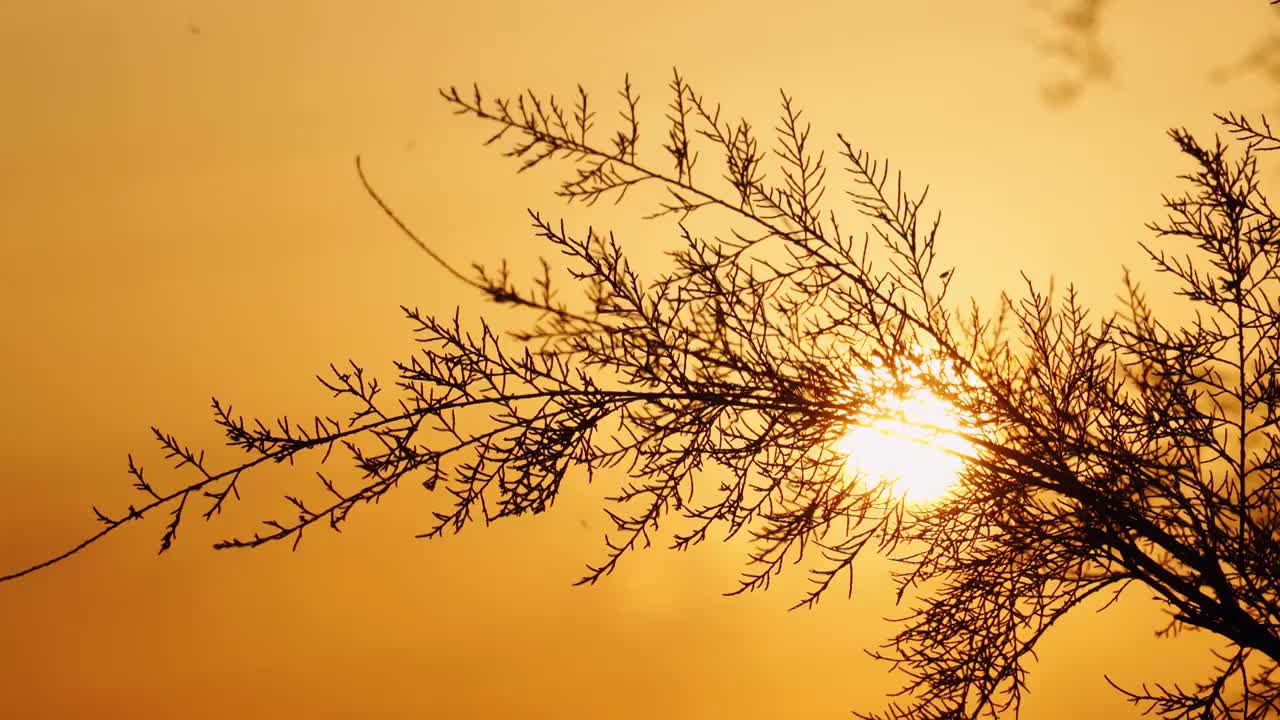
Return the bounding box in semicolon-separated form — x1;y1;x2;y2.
834;366;974;504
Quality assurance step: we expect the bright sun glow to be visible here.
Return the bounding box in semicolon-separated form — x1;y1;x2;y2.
835;363;975;504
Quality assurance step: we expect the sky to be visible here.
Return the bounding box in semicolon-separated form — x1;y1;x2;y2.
1;1;1278;718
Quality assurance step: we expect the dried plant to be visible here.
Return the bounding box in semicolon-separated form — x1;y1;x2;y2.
5;71;1280;718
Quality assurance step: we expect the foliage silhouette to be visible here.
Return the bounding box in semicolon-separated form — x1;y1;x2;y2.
6;71;1280;718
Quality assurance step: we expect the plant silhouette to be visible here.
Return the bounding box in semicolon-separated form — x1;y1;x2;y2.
5;71;1280;718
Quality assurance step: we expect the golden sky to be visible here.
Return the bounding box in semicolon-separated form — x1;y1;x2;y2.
1;1;1277;717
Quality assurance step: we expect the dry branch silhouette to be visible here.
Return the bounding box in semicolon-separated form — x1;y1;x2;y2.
4;71;1280;718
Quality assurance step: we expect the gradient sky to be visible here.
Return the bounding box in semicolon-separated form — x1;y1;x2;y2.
2;1;1278;718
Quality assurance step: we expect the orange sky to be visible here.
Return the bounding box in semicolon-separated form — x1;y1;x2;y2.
1;1;1277;718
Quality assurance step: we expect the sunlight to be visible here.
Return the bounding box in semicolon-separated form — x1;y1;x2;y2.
835;364;975;504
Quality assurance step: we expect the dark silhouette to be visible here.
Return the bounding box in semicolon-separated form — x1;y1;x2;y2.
5;71;1280;718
